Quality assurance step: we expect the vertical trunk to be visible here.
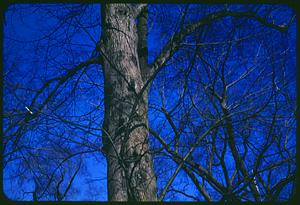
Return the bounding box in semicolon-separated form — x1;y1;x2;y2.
101;4;157;201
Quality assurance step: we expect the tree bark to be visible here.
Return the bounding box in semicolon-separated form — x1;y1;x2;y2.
101;4;157;201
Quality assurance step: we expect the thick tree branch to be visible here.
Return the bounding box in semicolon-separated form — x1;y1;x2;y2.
269;174;295;199
134;4;147;17
137;5;149;81
149;125;228;198
61;161;82;200
3;57;102;160
30;57;102;112
149;10;294;76
177;161;213;201
221;105;261;202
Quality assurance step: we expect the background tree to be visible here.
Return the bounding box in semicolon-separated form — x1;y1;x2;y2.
2;3;296;202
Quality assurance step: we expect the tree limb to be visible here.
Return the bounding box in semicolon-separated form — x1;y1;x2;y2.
149;10;294;77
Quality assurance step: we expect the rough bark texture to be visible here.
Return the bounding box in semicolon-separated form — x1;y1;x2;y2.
101;4;157;201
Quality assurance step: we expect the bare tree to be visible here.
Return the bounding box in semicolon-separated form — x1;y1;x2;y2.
3;3;296;202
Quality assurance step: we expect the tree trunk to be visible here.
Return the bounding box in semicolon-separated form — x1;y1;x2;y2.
101;4;157;201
